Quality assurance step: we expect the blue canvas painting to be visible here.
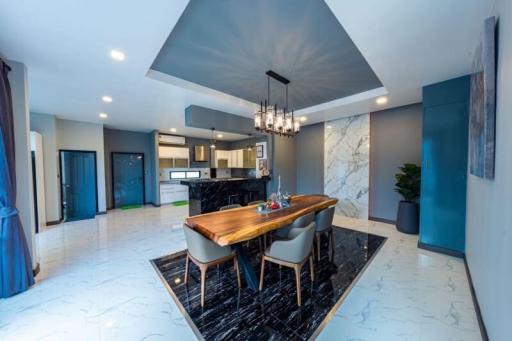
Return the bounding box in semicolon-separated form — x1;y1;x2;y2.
469;16;496;180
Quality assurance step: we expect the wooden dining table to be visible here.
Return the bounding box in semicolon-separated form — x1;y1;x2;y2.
185;194;338;290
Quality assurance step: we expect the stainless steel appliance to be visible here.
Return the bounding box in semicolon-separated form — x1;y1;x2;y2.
194;145;209;162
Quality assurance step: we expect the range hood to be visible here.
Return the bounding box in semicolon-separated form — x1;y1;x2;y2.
194;145;209;162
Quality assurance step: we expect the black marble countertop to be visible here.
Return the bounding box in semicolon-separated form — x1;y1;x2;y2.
180;177;265;185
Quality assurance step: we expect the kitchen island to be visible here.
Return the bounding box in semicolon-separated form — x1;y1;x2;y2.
180;177;267;216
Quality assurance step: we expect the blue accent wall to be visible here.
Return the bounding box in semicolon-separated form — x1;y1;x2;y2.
419;76;470;255
104;128;156;208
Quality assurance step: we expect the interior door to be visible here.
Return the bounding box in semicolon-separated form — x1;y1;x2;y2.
112;153;144;208
60;150;97;221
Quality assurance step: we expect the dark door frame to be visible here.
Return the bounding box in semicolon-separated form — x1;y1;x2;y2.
58;149;99;221
111;152;146;209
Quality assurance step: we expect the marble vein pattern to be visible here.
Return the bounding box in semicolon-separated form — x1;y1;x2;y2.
0;206;481;341
153;226;386;340
324;114;370;219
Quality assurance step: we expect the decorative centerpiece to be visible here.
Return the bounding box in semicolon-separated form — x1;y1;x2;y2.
257;175;291;213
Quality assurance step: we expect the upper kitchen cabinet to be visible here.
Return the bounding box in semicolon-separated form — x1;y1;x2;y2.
213;148;255;168
214;150;230;168
243;149;256;168
159;146;190;168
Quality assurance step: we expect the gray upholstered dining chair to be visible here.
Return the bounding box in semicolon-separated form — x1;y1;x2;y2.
259;222;316;306
219;204;242;211
314;206;336;261
273;211;315;240
183;225;241;307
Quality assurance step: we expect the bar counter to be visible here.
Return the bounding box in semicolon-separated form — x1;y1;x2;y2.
180;177;267;216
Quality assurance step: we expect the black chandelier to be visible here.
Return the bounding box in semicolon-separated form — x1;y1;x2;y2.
254;70;300;136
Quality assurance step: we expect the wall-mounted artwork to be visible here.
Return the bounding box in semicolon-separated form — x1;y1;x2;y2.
469;16;497;179
256;145;264;158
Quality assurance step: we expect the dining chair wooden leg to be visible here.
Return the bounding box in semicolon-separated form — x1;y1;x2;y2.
200;264;207;307
309;255;315;282
259;257;266;291
234;256;241;288
184;255;190;285
294;264;302;306
316;234;321;261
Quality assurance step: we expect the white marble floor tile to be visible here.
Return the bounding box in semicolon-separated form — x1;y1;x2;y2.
0;208;481;341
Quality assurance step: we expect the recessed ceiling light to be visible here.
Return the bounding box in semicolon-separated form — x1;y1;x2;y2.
99;112;108;119
376;96;388;105
110;49;125;61
102;96;112;103
299;117;307;122
217;134;223;138
170;128;177;133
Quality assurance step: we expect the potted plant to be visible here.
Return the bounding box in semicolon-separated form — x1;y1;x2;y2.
394;163;421;234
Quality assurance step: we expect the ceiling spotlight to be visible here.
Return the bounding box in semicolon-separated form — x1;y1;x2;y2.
110;49;125;61
217;134;223;138
376;96;388;105
170;128;177;133
102;96;112;103
299;117;307;123
99;112;108;119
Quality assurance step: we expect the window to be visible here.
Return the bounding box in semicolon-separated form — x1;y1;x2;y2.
186;171;200;179
170;171;186;179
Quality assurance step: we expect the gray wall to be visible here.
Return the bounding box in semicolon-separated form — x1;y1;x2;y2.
269;134;297;194
466;0;511;339
8;60;36;267
30;113;59;223
296;123;324;194
369;104;422;222
104;128;156;209
56;118;107;212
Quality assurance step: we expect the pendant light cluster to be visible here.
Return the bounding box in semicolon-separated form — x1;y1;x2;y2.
254;71;300;136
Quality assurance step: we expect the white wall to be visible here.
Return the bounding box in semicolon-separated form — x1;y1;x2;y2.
8;60;37;268
465;0;512;339
30;113;59;222
56;118;106;213
30;132;46;231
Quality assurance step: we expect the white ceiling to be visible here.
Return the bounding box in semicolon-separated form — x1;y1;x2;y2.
0;0;494;139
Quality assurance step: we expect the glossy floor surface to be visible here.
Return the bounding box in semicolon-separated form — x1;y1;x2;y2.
0;206;482;340
153;227;386;340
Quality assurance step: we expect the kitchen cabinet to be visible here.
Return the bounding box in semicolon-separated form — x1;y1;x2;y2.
214;148;256;168
160;183;189;204
243;149;256;168
159;146;189;168
228;149;244;168
214;150;230;168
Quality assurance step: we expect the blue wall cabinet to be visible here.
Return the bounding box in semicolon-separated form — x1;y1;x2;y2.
419;76;470;255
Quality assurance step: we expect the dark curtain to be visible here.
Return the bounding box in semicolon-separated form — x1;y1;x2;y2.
0;59;34;298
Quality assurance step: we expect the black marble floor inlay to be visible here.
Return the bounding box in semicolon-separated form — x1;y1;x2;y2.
152;226;386;340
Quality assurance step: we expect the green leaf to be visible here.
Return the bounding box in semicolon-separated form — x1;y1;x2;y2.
394;163;421;202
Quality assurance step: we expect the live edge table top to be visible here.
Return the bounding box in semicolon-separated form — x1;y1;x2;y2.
185;195;338;246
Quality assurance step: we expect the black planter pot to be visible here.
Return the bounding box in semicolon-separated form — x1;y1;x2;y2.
396;201;419;234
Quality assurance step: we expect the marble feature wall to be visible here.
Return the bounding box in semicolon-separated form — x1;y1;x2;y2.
324;114;369;219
